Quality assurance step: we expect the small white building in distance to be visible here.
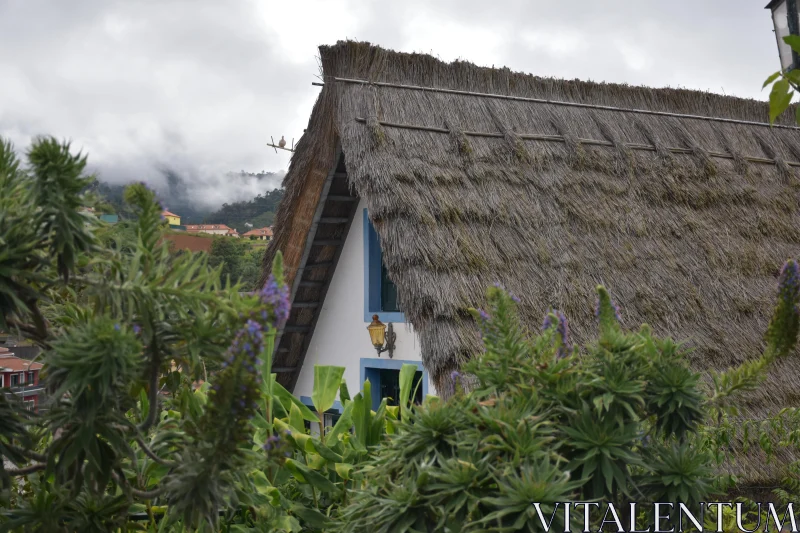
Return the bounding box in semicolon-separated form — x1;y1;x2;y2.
185;224;239;237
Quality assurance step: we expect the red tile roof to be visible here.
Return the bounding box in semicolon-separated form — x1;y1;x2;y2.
242;227;273;237
0;353;43;372
162;210;179;217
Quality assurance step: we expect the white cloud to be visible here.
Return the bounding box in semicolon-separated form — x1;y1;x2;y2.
0;0;783;208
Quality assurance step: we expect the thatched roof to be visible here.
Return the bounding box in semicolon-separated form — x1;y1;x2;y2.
262;41;800;486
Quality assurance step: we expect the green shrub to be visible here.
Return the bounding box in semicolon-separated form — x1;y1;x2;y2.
335;277;800;532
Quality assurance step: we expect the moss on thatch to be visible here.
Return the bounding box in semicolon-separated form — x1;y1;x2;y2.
262;40;800;487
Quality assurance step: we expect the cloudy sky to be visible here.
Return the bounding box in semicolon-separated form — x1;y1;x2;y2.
0;0;780;207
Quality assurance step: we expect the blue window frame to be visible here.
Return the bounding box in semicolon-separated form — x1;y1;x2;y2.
360;358;428;411
363;209;405;322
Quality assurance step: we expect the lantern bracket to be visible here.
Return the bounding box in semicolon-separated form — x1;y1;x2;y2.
375;322;396;358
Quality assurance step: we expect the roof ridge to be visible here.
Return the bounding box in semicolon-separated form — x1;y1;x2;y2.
319;40;796;127
330;77;800;131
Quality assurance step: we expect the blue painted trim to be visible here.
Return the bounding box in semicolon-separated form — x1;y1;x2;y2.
363;209;405;323
359;358;428;411
299;396;343;414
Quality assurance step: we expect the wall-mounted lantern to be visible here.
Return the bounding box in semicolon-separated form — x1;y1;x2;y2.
767;0;800;71
367;314;395;358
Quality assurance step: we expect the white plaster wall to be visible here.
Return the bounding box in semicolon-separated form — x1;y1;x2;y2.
293;199;434;402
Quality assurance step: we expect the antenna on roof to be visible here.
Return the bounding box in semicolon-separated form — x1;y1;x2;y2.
267;135;295;153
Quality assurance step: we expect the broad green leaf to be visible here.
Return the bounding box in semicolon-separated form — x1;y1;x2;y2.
251;412;269;430
285;459;338;493
288;402;305;432
272;378;318;422
251;470;281;505
335;462;354;480
275;515;302;532
339;378;351;403
284;458;308;483
310;438;343;463
769;78;793;124
352;389;371;446
764;70;782;89
369;398;388;446
325;401;354;446
291;504;332;529
312;365;345;414
787;69;800;86
292;431;311;452
273;417;309;451
398;364;417;417
306;452;327;470
785;34;800;55
253;428;267;447
424;394;439;407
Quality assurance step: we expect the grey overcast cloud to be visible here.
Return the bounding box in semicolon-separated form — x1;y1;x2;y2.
0;0;779;208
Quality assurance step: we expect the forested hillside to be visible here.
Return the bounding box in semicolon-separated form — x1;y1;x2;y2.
86;174;284;230
202;188;283;233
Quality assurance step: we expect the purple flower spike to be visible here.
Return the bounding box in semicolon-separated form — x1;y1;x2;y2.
261;274;291;329
114;324;121;331
779;261;800;296
555;310;572;359
594;296;621;322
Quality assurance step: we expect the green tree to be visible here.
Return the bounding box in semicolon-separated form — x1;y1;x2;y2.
0;136;289;531
208;238;248;288
239;247;266;292
764;35;800;123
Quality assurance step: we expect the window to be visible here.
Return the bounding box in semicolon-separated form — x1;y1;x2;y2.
361;359;428;412
377;369;423;407
27;371;34;384
363;209;404;322
10;374;19;386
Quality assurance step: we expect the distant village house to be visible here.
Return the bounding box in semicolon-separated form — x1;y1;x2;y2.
185;224;240;237
162;210;181;226
242;227;273;240
0;347;44;412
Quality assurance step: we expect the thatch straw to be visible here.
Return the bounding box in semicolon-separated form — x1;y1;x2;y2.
262;40;800;487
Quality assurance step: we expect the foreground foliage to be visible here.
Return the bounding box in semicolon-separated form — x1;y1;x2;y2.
3;136;800;532
0;137;278;531
336;276;800;532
